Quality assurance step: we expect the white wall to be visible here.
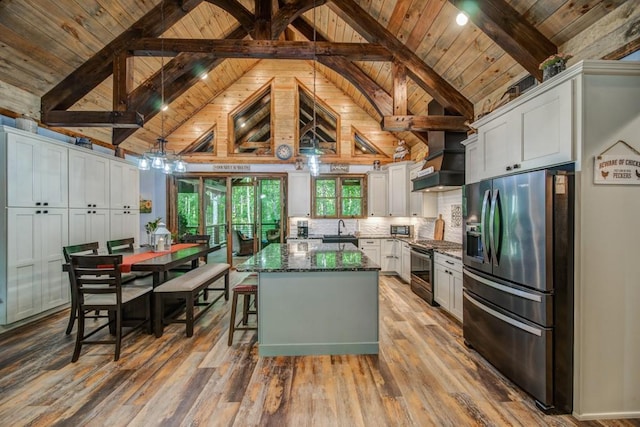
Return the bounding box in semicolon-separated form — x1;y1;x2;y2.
138;169;167;245
573;69;640;419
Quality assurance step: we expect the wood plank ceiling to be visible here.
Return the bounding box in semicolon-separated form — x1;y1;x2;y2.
0;0;633;160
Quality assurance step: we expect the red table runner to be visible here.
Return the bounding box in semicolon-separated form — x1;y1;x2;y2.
120;243;199;273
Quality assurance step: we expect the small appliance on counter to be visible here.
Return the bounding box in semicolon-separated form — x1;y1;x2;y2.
390;224;413;237
297;220;309;238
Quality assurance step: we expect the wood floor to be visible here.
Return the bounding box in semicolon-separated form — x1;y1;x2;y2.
0;273;637;426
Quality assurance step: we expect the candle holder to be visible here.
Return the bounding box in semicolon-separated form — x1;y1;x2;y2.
153;222;172;252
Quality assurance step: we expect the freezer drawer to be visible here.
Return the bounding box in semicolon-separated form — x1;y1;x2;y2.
463;268;553;327
463;291;553;407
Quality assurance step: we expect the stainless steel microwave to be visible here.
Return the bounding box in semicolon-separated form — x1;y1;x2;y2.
390;225;413;237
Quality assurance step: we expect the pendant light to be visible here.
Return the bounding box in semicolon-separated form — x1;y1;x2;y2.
307;0;321;176
137;0;187;174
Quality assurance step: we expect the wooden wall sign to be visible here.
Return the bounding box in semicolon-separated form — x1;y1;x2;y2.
594;140;640;185
330;164;349;172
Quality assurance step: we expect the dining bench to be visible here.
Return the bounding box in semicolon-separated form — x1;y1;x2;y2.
153;262;230;337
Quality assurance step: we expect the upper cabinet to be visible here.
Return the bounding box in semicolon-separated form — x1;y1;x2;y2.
69;149;110;209
367;171;387;217
110;160;139;210
409;162;437;218
5;130;68;208
288;171;311;217
387;162;411;216
463;135;479;184
470;75;575;182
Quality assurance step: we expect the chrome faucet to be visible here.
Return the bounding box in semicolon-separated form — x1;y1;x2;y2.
338;219;346;236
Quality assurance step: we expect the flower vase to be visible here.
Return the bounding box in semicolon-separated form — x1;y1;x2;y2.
543;61;566;81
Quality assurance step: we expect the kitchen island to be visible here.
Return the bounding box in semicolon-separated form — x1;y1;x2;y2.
236;242;380;356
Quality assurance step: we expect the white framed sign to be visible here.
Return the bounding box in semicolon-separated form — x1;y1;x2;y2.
594;140;640;185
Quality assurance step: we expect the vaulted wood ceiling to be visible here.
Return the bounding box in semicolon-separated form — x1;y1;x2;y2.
0;0;635;159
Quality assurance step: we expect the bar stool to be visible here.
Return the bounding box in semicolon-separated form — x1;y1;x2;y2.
228;274;258;345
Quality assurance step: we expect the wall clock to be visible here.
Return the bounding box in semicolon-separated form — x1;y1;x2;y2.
276;144;293;160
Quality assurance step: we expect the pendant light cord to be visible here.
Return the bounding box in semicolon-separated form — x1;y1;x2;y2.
160;0;165;150
312;1;317;145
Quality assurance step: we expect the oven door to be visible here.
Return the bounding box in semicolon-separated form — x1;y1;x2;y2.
410;248;436;306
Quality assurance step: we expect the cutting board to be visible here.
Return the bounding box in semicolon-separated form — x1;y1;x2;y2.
434;214;445;240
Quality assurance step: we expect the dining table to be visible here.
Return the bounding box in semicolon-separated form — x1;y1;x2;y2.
118;243;218;287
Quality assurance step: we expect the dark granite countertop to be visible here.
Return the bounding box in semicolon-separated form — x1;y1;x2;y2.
236;242;381;273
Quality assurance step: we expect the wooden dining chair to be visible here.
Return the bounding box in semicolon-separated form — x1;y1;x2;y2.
107;237;151;280
106;237;135;254
69;254;152;362
63;242;100;335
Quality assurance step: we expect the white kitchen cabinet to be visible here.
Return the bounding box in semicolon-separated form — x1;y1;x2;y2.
471;77;574;181
434;253;463;322
463;134;479;184
400;240;411;283
6;207;68;323
387;162;411;216
367;171;387;217
380;238;398;272
288;171;311;217
359;238;381;267
6;130;68;208
409;162;438;217
110;160;139;210
110;209;140;242
69;149;110;209
68;208;110;248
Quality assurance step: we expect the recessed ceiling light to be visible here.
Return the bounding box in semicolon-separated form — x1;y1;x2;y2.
456;12;468;26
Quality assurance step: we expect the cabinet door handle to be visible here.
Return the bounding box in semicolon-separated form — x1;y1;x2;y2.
87;204;92;207
36;202;42;206
43;202;48;206
36;210;41;214
92;211;96;214
506;166;512;171
513;163;521;169
445;260;454;265
87;210;91;214
43;210;48;214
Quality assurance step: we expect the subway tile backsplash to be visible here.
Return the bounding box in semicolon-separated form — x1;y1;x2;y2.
288;188;463;243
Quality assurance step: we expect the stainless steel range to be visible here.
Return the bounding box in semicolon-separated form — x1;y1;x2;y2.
409;239;462;305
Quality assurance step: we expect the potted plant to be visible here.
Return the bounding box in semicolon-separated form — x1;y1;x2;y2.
539;53;573;81
145;217;162;246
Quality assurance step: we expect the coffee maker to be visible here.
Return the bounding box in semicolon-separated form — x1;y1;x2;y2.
297;220;309;238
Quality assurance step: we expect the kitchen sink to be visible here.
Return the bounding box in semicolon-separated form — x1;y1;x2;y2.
322;234;358;245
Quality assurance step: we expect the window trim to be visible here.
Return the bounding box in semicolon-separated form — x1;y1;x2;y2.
311;174;367;219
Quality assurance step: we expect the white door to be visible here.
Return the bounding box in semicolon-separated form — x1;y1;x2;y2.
69;150;110;209
7;208;41;322
39;209;69;311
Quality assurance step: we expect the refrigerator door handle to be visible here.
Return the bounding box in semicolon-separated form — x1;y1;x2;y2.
465;291;543;337
481;189;491;263
463;268;542;302
489;188;501;266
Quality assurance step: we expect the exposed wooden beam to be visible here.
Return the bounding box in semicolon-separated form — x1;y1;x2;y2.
130;39;393;61
449;0;556;82
206;0;254;34
112;53;130;113
291;17;393;118
113;26;249;145
254;0;272;39
271;0;326;38
41;0;204;114
393;63;407;116
382;115;469;132
328;0;474;119
43;111;144;128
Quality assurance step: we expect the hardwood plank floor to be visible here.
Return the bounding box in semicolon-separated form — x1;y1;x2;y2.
0;273;638;426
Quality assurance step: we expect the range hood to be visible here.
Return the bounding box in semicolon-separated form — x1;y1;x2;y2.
412;101;467;192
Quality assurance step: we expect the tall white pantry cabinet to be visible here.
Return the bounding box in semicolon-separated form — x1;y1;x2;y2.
0;126;140;325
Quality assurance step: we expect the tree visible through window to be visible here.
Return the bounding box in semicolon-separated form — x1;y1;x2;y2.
313;175;365;218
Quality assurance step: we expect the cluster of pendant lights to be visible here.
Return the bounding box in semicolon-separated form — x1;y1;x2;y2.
137;137;187;174
307;0;321;177
137;0;186;175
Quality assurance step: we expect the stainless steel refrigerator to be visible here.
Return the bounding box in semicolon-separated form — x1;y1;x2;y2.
462;168;574;413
